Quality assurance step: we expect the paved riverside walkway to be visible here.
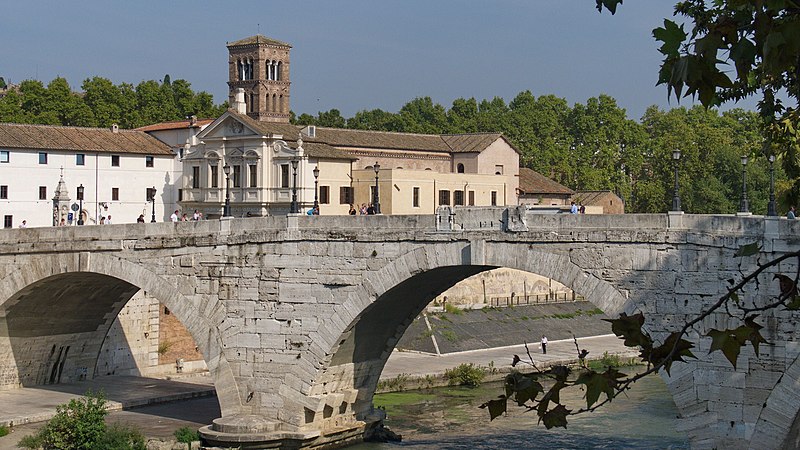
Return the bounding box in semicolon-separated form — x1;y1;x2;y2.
0;334;634;447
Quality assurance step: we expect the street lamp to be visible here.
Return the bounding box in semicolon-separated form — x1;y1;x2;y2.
290;158;299;214
77;184;85;225
149;187;156;223
740;155;749;213
223;164;232;217
373;161;381;214
768;154;777;217
671;149;681;212
313;165;320;212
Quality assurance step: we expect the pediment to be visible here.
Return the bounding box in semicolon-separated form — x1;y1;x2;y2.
198;113;259;140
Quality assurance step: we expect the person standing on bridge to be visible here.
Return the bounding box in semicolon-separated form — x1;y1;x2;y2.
541;335;548;354
570;202;578;214
788;206;796;219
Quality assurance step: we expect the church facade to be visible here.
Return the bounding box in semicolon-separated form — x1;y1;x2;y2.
175;35;520;217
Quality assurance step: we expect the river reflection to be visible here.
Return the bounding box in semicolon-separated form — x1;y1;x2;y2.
353;370;689;449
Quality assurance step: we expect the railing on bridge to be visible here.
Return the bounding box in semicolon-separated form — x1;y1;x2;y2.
488;292;583;307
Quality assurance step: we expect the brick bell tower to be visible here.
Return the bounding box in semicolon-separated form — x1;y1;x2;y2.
227;35;291;123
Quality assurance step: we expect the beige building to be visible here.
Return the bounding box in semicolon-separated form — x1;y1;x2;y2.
517;167;574;206
169;35;520;217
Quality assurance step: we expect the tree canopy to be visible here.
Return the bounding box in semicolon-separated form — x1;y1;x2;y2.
0;75;226;129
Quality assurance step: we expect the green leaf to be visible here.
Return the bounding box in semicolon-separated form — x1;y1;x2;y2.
479;396;507;421
644;332;696;375
595;0;623;14
707;328;743;368
603;312;652;349
653;20;687;57
574;368;625;408
504;372;543;406
734;242;762;257
541;404;571;429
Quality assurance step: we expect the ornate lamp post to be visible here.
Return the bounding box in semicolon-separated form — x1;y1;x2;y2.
313;165;320;212
768;154;777;217
739;155;750;213
223;164;232;217
77;184;85;225
671;149;681;212
149;187;157;223
373;162;381;214
290;158;299;214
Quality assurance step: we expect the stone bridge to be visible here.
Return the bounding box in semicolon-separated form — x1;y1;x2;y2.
0;208;798;449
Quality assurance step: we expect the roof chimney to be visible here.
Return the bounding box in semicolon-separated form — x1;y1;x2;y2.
111;124;119;133
234;88;247;114
189;115;197;127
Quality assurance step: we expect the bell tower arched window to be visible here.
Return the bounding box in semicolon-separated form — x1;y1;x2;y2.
457;163;465;173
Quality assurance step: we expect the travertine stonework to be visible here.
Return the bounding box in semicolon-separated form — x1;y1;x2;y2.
0;209;798;449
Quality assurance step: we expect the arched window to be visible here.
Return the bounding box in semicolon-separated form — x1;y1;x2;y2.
279;94;283;113
237;60;244;81
245;151;259;188
272;94;277;112
457;163;465;173
277;62;282;81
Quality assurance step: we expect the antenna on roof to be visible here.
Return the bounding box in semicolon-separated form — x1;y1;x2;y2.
257;23;260;34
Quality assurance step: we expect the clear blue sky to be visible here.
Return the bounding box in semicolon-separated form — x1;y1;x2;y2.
0;1;757;121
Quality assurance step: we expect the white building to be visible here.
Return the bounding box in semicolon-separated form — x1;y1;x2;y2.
0;123;180;228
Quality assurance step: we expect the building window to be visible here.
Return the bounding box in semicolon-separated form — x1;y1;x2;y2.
0;185;7;199
192;166;200;188
413;187;420;208
491;191;498;206
468;190;475;206
3;215;11;228
38;152;48;164
111;155;120;167
438;190;450;206
76;154;85;166
320;186;330;204
495;165;504;175
454;190;464;206
233;165;241;188
39;186;47;200
178;188;183;201
210;164;219;188
145;155;154;168
457;163;465;173
249;164;257;188
281;164;289;188
0;150;8;163
112;188;119;201
339;186;353;204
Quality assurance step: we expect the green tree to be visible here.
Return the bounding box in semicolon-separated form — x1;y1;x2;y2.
83;77;123;127
599;0;800;206
347;108;401;131
398;97;449;134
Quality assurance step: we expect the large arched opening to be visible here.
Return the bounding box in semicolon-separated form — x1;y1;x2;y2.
306;242;631;430
0;253;240;416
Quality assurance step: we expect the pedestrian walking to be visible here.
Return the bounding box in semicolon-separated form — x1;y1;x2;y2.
570;202;578;214
541;335;548;354
170;210;179;222
788;206;797;219
106;215;112;224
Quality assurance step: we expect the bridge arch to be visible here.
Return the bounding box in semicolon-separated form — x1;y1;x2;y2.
0;252;241;416
751;349;800;449
304;241;630;427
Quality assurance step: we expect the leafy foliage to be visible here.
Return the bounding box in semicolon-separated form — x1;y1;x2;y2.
444;363;486;387
174;426;200;444
19;391;108;449
0;75;225;129
598;0;800;206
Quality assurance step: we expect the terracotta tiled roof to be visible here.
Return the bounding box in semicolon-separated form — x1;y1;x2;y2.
518;167;574;195
442;133;501;153
227;110;304;138
302;142;357;161
312;127;451;152
0;123;173;155
227;35;291;48
220;111;515;156
135;118;214;132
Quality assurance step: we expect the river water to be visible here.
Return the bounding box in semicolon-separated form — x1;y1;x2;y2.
352;371;688;450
